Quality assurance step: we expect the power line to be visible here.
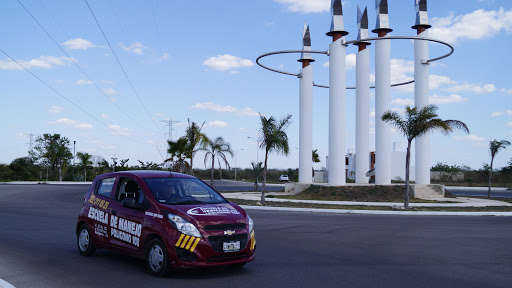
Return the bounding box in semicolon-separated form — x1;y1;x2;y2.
83;0;161;131
15;0;159;135
0;48;148;146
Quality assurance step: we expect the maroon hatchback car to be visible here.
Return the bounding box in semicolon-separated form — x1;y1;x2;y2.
76;171;255;276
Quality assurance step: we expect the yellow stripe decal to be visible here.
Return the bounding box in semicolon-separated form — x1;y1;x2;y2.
185;237;195;250
250;231;256;250
190;238;201;252
180;235;190;248
175;234;185;247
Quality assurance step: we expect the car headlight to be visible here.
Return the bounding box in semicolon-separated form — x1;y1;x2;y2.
247;215;254;233
167;213;202;238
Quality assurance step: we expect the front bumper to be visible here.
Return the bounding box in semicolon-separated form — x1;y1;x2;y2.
169;231;256;268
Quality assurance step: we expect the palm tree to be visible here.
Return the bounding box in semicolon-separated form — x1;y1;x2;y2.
488;139;511;197
165;137;190;173
76;152;93;181
259;113;292;204
203;137;233;186
250;161;264;191
184;119;208;175
382;105;469;209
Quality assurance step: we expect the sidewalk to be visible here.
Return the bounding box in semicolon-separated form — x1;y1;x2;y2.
222;192;512;207
222;192;512;216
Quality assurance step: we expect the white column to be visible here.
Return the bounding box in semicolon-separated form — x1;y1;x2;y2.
375;35;391;185
415;30;430;184
328;38;346;186
355;48;370;184
299;64;313;183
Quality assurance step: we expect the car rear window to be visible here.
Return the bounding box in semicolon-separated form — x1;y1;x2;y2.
96;177;116;198
144;178;227;205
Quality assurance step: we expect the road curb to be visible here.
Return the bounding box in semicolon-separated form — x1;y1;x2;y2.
240;205;512;216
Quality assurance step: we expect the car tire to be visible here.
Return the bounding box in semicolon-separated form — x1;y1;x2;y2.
146;238;170;277
77;224;96;256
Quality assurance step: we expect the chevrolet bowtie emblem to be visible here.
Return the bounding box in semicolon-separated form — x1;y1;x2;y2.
224;230;235;236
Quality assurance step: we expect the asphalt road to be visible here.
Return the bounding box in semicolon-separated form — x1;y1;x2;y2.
447;187;512;198
0;184;511;288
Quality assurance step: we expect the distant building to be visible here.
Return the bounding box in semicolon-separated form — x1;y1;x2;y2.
345;142;415;183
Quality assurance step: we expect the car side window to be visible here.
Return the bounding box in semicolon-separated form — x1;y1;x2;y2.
96;177;116;198
116;177;145;204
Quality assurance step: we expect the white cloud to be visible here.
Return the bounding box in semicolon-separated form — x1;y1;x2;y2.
491;110;512;117
430;75;455;90
430;8;512;43
48;106;63;114
453;135;486;142
203;54;253;72
102;88;118;95
508;121;512;127
391;98;414;106
107;124;132;136
76;79;93;85
430;94;467;104
75;123;93;129
274;0;330;13
501;88;512;95
101;80;113;85
444;83;496;94
120;42;148;55
48;118;93;129
206;121;228;128
62;38;95;50
322;53;356;70
159;53;169;61
0;56;75;71
391;94;466;106
191;102;259;117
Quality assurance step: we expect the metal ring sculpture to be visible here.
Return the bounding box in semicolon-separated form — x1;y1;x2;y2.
256;36;454;89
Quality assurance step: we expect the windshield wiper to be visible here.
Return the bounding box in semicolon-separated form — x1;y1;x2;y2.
172;199;205;205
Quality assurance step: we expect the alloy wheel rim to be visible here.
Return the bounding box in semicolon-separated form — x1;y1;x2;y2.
149;245;164;271
79;229;89;251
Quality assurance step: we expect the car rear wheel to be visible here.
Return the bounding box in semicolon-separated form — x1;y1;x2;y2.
146;238;169;277
77;224;96;256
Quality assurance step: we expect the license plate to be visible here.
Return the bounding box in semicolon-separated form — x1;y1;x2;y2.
223;241;240;253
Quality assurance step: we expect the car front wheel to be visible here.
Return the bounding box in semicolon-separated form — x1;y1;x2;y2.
77;224;96;256
146;238;169;277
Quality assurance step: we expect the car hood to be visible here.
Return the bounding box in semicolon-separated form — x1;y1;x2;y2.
161;202;247;227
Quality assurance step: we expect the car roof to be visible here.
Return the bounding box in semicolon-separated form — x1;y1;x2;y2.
97;170;196;180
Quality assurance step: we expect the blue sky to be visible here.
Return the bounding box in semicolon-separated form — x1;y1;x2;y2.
1;0;512;171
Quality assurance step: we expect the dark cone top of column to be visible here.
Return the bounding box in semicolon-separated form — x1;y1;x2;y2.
412;0;432;29
326;0;348;37
299;24;315;62
372;0;393;34
355;5;371;46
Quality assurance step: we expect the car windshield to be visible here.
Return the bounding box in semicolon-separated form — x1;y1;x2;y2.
144;178;227;205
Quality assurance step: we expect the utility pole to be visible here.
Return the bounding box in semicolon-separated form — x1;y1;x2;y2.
73;141;76;181
111;156;118;172
161;117;181;142
26;133;34;154
161;117;181;167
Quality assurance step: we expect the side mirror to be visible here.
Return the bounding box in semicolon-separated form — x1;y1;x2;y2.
122;198;145;210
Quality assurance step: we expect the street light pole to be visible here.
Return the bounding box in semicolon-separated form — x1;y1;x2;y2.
73;140;76;181
247;137;259;164
235;148;244;181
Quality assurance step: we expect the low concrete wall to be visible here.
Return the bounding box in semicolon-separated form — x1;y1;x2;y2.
285;183;311;195
411;184;445;198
